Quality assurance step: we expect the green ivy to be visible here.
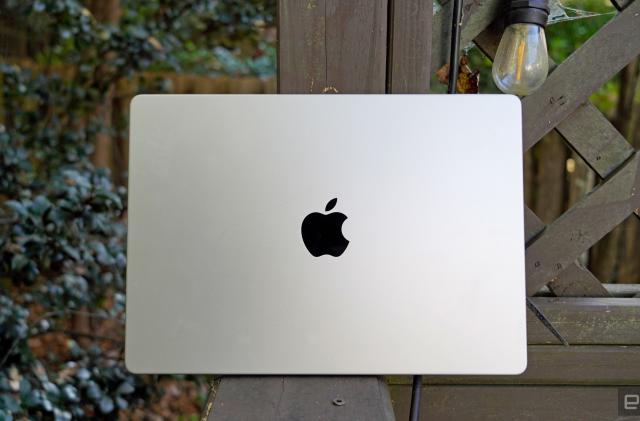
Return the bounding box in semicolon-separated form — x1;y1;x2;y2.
0;0;275;418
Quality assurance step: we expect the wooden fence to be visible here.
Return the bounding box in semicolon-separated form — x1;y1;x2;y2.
208;0;640;420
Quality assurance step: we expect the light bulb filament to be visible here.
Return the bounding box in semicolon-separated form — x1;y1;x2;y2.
516;38;526;83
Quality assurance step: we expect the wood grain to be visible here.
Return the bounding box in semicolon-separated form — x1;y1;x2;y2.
526;297;640;344
278;0;388;93
525;207;609;297
556;102;635;179
390;384;625;420
388;0;432;93
209;377;395;421
387;344;640;385
547;262;609;297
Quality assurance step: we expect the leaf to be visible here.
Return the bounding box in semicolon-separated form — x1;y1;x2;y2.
116;381;135;395
62;384;80;402
435;55;479;94
325;198;337;212
99;396;114;414
10;254;29;272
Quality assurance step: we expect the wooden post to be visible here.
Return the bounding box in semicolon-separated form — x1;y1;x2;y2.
207;1;432;419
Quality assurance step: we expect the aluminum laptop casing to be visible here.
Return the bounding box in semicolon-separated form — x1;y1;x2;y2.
126;94;527;375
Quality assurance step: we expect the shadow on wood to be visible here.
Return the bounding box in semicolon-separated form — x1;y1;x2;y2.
207;377;394;421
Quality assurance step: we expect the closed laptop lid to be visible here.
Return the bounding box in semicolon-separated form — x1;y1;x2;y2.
125;94;526;375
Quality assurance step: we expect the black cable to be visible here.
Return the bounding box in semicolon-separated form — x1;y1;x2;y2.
409;375;423;421
447;0;464;94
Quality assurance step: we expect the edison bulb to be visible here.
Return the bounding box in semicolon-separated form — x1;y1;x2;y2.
492;23;548;96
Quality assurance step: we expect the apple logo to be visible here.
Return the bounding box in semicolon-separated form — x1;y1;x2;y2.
301;198;349;257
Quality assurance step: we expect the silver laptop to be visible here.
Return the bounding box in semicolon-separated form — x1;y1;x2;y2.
125;95;527;375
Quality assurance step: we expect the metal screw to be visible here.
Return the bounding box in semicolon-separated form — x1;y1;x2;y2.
332;398;345;406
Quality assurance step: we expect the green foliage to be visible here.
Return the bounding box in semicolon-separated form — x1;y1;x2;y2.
0;0;275;419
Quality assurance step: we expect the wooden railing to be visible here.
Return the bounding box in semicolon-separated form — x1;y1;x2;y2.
208;0;640;420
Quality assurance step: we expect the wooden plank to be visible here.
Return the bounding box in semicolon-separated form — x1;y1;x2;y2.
390;385;624;421
521;1;640;151
537;283;640;297
209;377;395;421
277;0;326;93
526;297;640;345
388;0;432;93
325;0;388;93
278;0;388;94
556;102;635;179
524;206;545;244
387;345;640;385
524;206;609;296
525;153;640;295
547;262;609;297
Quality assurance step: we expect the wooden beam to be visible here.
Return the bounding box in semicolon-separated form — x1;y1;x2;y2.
387;344;640;385
556;102;635;179
525;153;640;295
537;283;640;297
209;377;395;421
526;297;640;344
525;206;609;297
278;0;388;93
547;262;609;297
387;0;432;93
389;384;626;420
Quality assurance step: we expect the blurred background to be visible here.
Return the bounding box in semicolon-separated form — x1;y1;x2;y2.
0;0;637;419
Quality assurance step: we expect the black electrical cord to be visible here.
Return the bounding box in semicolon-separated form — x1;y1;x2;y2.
409;375;423;421
447;0;464;94
409;1;464;419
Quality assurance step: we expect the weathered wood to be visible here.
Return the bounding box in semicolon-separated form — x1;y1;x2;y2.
387;345;640;385
524;206;545;244
537;283;640;297
526;297;640;344
533;132;568;223
524;207;609;297
388;0;432;93
278;1;327;93
521;0;640;151
208;377;395;421
525;153;640;295
557;102;635;179
547;262;609;297
389;385;624;420
278;0;388;93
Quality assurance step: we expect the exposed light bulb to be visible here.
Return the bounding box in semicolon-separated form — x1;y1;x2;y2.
492;0;550;96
